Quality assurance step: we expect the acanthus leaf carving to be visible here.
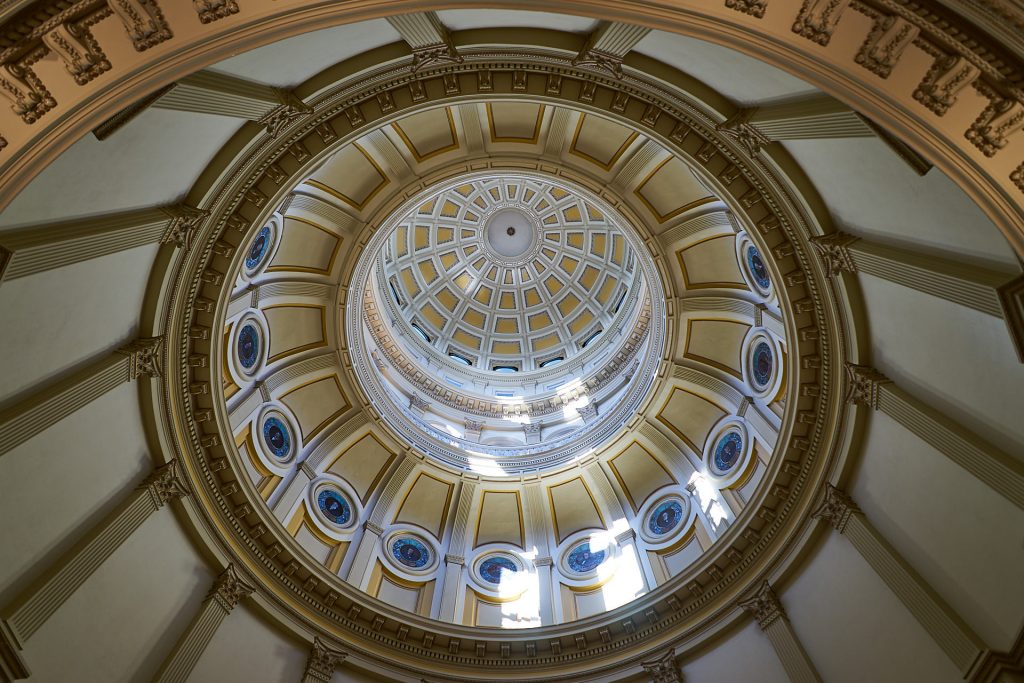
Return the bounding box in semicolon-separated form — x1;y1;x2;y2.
42;20;111;86
738;581;785;630
812;483;860;533
843;362;890;409
792;0;851;46
193;0;238;24
855;14;919;78
725;0;768;18
0;63;56;123
641;648;683;683
209;563;255;611
717;108;770;157
303;636;347;682
141;458;189;507
914;54;981;116
810;232;858;276
120;336;164;380
259;89;312;138
160;204;210;250
966;89;1024;157
108;0;173;51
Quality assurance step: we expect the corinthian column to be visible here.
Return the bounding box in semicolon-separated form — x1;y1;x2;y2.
0;460;187;681
300;637;347;683
153;565;255;683
814;485;986;674
738;582;822;683
640;647;683;682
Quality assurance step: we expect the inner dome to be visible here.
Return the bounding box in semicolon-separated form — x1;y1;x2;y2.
349;173;665;475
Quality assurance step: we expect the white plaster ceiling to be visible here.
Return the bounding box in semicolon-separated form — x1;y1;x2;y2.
210;19;404;88
633;30;820;106
437;9;599;34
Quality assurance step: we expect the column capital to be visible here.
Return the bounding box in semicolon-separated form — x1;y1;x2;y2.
259;89;312;138
844;363;891;409
444;554;465;566
119;336;164;380
364;521;384;536
208;564;255;612
641;647;683;682
302;636;347;682
812;484;861;533
738;581;785;630
159;204;210;250
717;108;770;157
810;232;860;277
141;459;189;508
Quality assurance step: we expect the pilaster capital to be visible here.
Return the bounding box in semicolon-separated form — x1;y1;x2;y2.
119;336;164;380
141;459;189;507
812;484;861;533
641;647;683;683
159;204;210;250
534;556;553;567
444;554;465;566
208;563;255;611
614;528;637;544
303;636;348;682
411;42;462;72
572;47;624;79
738;580;785;630
810;232;860;277
844;363;891;409
259;89;313;138
717;108;770;157
364;521;385;536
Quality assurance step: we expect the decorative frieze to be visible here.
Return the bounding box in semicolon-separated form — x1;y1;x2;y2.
193;0;238;24
966;90;1024;158
108;0;173;51
913;54;980;116
725;0;768;18
855;14;919;78
792;0;852;45
42;18;111;86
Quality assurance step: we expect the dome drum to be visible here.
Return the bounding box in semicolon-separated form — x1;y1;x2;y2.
156;51;844;674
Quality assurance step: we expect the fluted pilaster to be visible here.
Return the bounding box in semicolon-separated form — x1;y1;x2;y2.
813;485;986;674
437;480;477;621
0;461;187;680
738;582;822;683
300;637;347;683
845;364;1024;509
153;565;254;683
0;338;162;458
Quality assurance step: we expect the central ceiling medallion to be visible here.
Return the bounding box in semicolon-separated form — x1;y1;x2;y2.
347;171;667;475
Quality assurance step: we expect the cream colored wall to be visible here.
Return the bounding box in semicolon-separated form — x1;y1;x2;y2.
851;411;1024;649
786;534;962;683
682;620;789;682
190;604;306;682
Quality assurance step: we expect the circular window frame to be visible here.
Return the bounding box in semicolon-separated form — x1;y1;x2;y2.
468;546;531;599
557;530;618;585
228;311;269;384
306;475;362;540
736;232;773;299
381;526;441;579
637;488;696;549
252;403;300;473
703;417;754;487
240;214;281;281
742;327;784;402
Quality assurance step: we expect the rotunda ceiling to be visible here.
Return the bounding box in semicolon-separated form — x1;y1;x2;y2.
154;44;844;677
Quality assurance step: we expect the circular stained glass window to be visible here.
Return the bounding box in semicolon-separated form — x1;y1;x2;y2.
246;225;271;271
714;431;744;473
746;245;771;291
566;542;606;574
647;499;684;536
751;341;774;389
478;556;518;585
237;323;261;371
391;537;431;569
262;417;291;459
317;489;351;526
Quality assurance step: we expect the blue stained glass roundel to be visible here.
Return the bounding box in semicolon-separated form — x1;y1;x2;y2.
746;245;771;290
317;489;351;525
648;500;684;536
392;537;431;569
714;431;743;473
262;417;291;459
567;542;606;574
751;341;773;389
479;556;518;585
246;226;271;270
237;323;260;370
